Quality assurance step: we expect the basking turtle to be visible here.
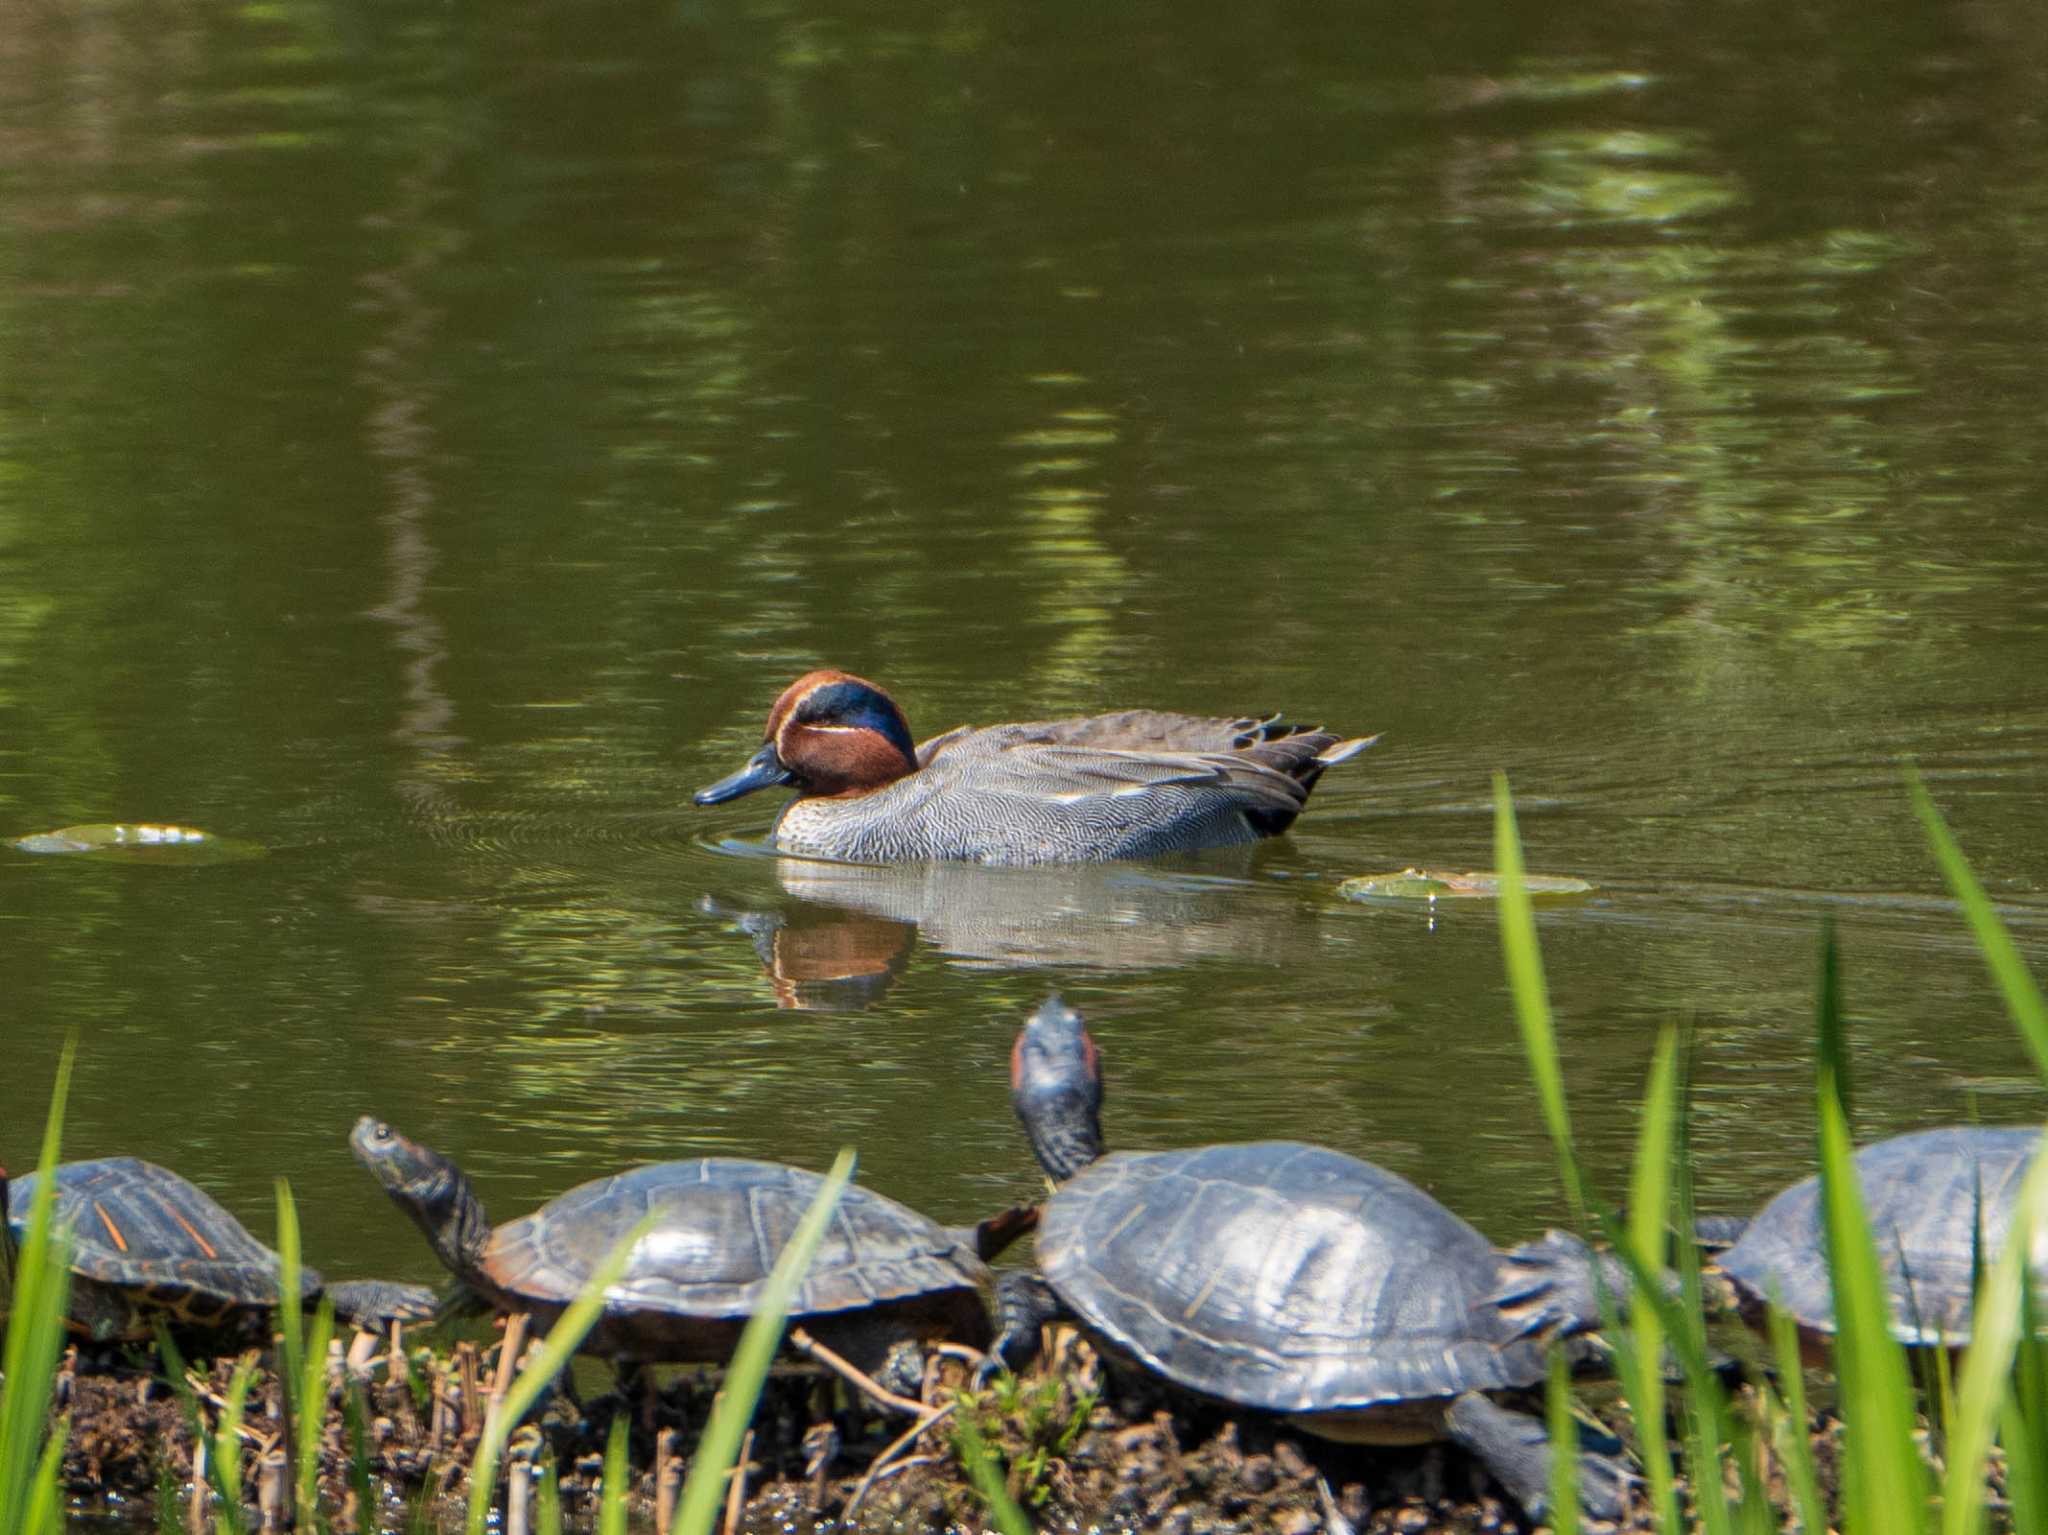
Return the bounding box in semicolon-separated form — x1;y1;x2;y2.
350;1117;1028;1371
1;1157;435;1344
1708;1126;2041;1349
990;998;1632;1521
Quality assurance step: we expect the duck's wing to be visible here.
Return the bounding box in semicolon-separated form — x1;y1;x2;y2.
921;711;1376;816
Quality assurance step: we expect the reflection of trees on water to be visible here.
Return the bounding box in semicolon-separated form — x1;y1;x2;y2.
360;137;466;793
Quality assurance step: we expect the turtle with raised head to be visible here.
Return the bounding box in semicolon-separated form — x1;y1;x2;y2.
350;1118;1030;1372
989;998;1633;1522
2;1157;435;1344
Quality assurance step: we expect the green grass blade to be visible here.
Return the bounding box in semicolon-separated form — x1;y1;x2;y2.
1814;917;1852;1127
536;1458;564;1535
1621;1026;1680;1533
343;1379;377;1533
1907;768;2048;1080
273;1178;332;1525
2016;1255;2048;1521
1492;772;1585;1219
275;1180;306;1431
597;1414;628;1535
1940;1128;2048;1535
670;1148;856;1535
1814;1023;1925;1535
21;1414;68;1534
214;1356;256;1535
952;1400;1035;1535
0;1041;76;1535
1765;1301;1827;1535
1543;1348;1580;1535
2004;1396;2047;1535
296;1298;335;1521
465;1210;662;1535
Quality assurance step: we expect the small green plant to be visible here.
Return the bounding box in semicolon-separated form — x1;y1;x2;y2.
951;1399;1036;1534
597;1414;629;1535
956;1369;1095;1513
212;1355;258;1535
273;1179;337;1529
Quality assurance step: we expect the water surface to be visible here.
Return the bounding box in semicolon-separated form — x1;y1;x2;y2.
2;0;2046;1334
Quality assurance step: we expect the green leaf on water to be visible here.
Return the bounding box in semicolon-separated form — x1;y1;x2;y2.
1338;867;1595;904
11;824;265;864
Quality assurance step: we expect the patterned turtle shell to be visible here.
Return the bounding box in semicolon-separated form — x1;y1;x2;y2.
1036;1140;1564;1412
7;1157;317;1340
475;1158;990;1356
6;1157;434;1341
1721;1125;2042;1346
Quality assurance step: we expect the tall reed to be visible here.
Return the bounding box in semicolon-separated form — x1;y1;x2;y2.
0;1043;76;1535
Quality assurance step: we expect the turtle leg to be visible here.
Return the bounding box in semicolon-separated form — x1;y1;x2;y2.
1443;1392;1633;1521
614;1361;663;1433
981;1271;1069;1384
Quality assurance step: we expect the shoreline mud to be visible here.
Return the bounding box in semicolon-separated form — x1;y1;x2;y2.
41;1322;1844;1534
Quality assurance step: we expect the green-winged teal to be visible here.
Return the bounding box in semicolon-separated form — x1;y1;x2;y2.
693;670;1374;865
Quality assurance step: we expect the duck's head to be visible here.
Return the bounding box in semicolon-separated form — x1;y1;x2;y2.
694;669;920;806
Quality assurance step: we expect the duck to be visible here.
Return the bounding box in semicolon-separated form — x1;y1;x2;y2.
693;669;1374;866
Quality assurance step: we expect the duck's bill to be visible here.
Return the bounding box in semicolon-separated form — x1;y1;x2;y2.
694;744;796;805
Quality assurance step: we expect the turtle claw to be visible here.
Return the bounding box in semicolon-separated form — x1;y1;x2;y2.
1484;1229;1628;1341
1444;1391;1636;1522
1574;1443;1639;1523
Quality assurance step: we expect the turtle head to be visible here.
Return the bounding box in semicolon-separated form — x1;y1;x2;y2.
349;1117;491;1278
1010;996;1105;1184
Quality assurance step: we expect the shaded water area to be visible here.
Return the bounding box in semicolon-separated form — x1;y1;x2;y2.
4;0;2048;1483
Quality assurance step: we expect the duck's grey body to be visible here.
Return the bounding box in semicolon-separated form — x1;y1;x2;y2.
772;710;1371;865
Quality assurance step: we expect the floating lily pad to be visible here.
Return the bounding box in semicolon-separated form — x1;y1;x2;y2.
1338;868;1596;903
12;824;264;864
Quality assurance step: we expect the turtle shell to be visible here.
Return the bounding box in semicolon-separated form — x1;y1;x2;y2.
1037;1141;1556;1413
7;1157;317;1338
1721;1126;2041;1346
472;1158;989;1359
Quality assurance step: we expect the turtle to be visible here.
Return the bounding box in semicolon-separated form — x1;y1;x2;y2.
349;1117;1033;1373
988;997;1634;1522
1;1156;436;1345
1705;1125;2042;1351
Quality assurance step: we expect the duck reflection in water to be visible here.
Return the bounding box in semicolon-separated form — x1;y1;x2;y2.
701;851;1336;1009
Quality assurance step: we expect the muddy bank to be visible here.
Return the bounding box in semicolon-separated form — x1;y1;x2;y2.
48;1324;1823;1533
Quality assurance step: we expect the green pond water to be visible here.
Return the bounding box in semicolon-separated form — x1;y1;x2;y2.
3;0;2048;1449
